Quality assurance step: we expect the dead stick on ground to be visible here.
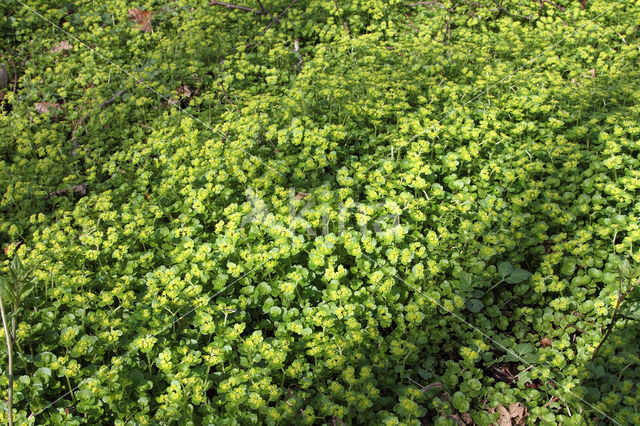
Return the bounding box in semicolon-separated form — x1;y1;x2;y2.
255;0;268;15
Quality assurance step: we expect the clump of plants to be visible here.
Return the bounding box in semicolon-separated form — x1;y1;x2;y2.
1;0;639;424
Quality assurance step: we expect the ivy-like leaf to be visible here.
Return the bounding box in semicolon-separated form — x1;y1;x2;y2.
465;299;484;313
505;268;532;284
498;262;513;277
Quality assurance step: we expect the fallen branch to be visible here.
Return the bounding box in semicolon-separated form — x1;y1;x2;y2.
259;0;300;36
71;89;126;156
540;0;566;12
209;1;266;14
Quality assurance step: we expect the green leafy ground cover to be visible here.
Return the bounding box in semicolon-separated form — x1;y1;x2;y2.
1;0;640;424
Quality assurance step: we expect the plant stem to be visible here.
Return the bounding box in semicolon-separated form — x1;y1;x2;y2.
66;375;75;400
591;278;639;361
11;305;16;343
0;298;14;426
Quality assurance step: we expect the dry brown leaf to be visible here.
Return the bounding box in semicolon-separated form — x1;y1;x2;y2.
509;402;528;425
459;412;474;425
177;82;192;98
295;192;310;199
51;41;73;53
539;338;552;348
589;68;596;78
35;101;61;114
496;404;512;426
128;8;153;33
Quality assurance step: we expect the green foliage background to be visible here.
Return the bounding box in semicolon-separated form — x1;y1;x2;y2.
1;0;640;424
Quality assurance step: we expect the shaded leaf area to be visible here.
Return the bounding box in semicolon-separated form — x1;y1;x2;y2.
0;0;639;425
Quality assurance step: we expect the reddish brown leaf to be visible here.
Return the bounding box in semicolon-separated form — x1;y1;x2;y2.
128;8;153;33
539;338;552;348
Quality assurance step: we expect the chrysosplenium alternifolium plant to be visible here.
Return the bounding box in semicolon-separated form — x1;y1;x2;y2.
1;0;640;424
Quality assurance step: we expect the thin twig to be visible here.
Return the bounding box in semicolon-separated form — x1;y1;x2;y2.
209;1;265;14
219;81;236;105
490;4;535;22
541;0;566;12
259;0;300;36
332;0;352;38
421;381;445;392
404;13;419;33
408;1;444;8
255;0;268;15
